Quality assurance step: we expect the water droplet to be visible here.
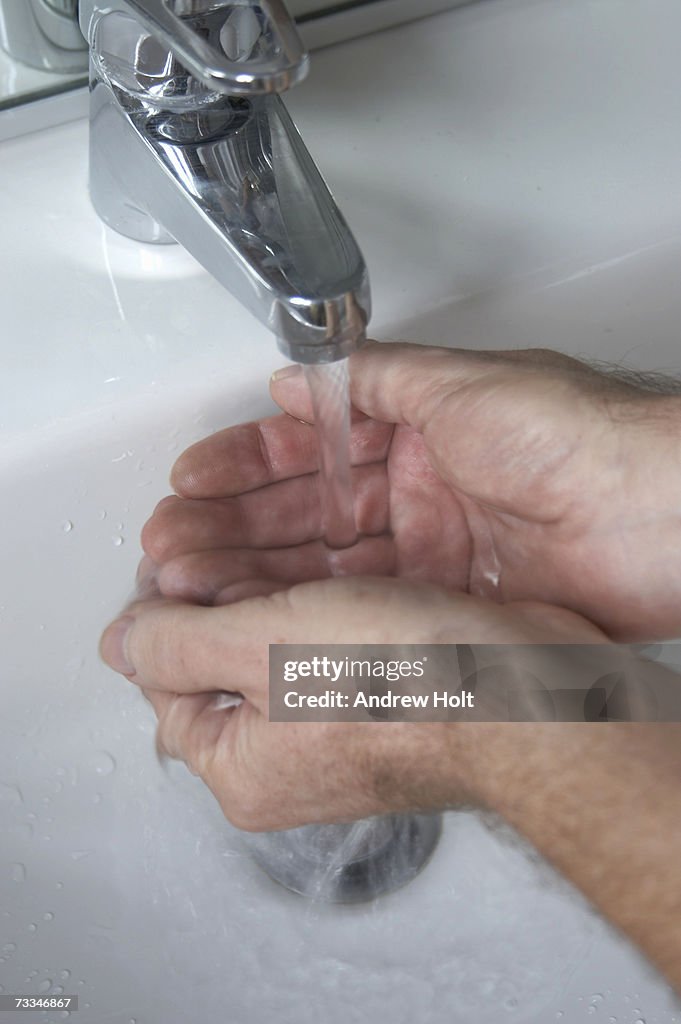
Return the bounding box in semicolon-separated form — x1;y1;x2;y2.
71;850;93;861
38;979;52;993
90;751;116;776
53;985;64;994
556;1014;564;1020
2;943;16;954
608;1017;617;1023
43;911;54;922
112;536;124;547
129;1018;137;1023
11;862;26;882
116;522;123;531
27;923;37;933
0;957;6;964
504;998;518;1011
59;1012;70;1019
62;521;73;533
0;782;23;804
587;1008;596;1016
56;881;64;889
591;995;604;1006
634;1019;645;1024
59;970;70;980
98;509;107;520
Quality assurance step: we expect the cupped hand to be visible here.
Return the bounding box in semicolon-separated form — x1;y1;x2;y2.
100;577;605;830
143;342;681;640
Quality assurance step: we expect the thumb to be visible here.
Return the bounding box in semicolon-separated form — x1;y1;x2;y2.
99;578;477;704
270;341;493;431
99;594;275;708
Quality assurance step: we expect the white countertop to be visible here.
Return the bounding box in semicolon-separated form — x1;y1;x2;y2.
0;43;84;108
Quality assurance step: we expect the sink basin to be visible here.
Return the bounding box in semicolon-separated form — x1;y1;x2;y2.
2;0;681;1021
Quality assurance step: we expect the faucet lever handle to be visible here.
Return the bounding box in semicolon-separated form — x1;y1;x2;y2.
80;0;309;94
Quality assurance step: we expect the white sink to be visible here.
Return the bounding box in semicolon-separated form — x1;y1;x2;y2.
2;1;681;1021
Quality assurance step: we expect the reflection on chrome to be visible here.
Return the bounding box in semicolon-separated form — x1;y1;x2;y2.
0;0;87;74
80;1;370;363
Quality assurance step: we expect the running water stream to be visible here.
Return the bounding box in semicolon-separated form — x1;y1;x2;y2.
247;354;442;902
304;359;357;553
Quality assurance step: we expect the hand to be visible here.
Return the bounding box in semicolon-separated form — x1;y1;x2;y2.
99;339;681;993
100;585;681;996
100;577;605;830
144;342;681;641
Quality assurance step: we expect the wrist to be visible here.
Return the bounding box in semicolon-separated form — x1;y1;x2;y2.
603;392;681;638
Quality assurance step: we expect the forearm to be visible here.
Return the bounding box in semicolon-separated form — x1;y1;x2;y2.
468;722;681;990
629;394;681;638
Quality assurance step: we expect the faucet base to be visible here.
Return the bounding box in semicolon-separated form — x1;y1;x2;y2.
89;73;176;244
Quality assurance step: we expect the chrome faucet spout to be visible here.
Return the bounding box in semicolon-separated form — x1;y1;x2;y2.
81;0;371;363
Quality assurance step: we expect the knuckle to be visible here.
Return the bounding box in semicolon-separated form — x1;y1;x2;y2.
219;790;266;832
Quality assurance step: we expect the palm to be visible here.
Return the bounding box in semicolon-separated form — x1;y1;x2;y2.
144;411;531;607
376;424;472;589
142;382;668;641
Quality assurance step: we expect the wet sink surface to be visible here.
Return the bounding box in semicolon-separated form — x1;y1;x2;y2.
2;0;681;1020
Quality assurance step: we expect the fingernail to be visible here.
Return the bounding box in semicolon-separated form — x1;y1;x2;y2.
100;615;136;677
270;364;302;384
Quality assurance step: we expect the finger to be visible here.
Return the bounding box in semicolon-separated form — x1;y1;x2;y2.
99;577;490;702
271;342;589;434
141;685;390;831
171;411;392;499
268;365;372;426
136;554;157;583
101;596;272;701
134;555;161;601
142;462;388;562
269;342;477;431
142;688;243;777
156;534;396;603
331;342;601;520
213;579;290;605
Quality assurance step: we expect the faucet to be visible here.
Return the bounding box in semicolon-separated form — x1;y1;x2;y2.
78;0;371;363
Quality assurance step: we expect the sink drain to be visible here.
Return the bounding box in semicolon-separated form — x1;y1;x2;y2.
246;813;442;903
